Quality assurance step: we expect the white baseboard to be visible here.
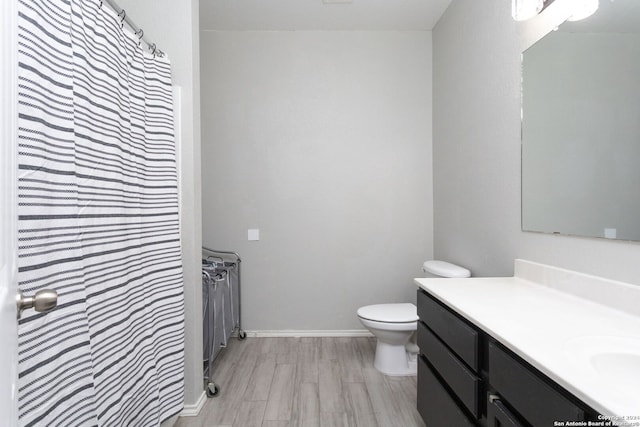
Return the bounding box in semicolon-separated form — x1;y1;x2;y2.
243;329;373;338
180;391;207;417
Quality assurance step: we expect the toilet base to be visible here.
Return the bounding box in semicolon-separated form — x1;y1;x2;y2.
373;340;417;376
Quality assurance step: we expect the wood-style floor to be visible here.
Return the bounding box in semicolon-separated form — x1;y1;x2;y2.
175;337;426;427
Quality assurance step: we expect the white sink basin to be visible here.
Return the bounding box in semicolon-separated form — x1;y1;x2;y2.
565;336;640;388
590;353;640;387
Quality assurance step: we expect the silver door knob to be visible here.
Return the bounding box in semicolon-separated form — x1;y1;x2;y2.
16;289;58;318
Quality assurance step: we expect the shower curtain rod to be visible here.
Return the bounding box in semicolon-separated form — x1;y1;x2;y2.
101;0;165;57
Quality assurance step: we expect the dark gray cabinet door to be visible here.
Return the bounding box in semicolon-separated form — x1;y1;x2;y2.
417;321;480;417
417;356;474;427
417;290;478;370
488;342;584;426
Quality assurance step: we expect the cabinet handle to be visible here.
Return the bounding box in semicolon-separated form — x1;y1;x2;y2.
487;394;524;427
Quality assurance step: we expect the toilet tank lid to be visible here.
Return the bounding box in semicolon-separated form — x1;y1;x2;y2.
423;260;471;278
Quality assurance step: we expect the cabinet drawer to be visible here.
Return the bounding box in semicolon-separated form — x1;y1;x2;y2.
489;342;584;426
417;289;478;370
417;321;480;417
417;355;475;427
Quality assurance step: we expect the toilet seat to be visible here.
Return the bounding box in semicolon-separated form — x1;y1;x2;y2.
357;303;418;323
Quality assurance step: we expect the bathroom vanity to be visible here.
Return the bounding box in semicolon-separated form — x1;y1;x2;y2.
415;260;640;427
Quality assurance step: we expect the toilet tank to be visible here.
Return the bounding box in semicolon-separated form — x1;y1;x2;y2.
422;260;471;278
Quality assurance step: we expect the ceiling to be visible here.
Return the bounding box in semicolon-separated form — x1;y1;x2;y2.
199;0;453;31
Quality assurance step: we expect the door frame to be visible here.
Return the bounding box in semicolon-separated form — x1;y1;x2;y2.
1;0;19;423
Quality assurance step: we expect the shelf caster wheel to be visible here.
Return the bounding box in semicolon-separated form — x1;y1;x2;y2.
238;330;247;340
206;382;219;398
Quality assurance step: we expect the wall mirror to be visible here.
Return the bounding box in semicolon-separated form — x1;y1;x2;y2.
521;0;640;241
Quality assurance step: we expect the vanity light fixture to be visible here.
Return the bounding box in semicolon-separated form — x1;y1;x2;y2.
512;0;544;21
567;0;599;21
512;0;598;21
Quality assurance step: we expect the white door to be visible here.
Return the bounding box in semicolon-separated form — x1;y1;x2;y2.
1;0;19;423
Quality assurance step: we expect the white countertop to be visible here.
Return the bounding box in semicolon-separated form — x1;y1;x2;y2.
414;260;640;420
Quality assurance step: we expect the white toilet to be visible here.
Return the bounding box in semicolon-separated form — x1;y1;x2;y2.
357;260;471;376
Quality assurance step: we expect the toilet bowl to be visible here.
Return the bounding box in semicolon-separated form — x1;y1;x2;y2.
357;260;471;376
357;303;418;376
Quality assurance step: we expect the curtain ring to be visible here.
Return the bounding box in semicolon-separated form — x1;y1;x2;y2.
118;9;126;27
135;29;144;40
99;0;103;8
150;43;157;56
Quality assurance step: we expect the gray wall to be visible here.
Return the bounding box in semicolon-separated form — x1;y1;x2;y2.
201;31;434;331
433;0;640;285
113;0;203;406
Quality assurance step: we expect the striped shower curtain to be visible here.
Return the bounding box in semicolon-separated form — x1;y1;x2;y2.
16;0;185;426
